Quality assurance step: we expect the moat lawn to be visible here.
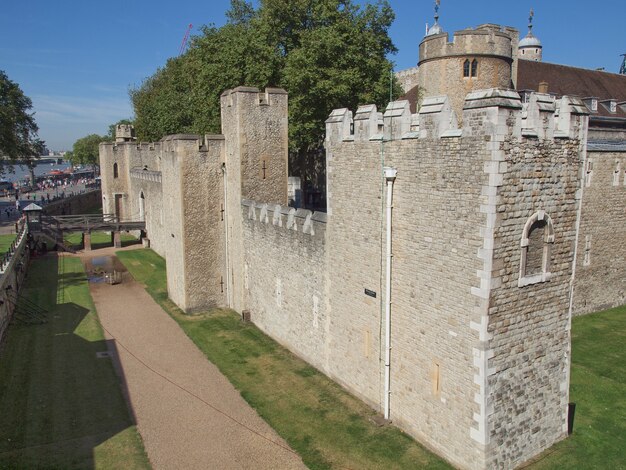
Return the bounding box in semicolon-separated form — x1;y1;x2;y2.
524;304;626;469
117;248;450;469
118;248;626;470
0;255;150;469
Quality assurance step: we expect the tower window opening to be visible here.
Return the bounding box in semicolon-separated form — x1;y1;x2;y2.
471;59;478;77
463;60;470;78
113;162;119;179
518;211;555;287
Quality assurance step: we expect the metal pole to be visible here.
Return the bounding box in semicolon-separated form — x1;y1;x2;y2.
383;167;397;421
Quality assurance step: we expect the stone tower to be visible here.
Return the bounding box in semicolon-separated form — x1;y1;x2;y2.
518;9;543;62
99;126;138;220
418;7;519;122
115;124;135;143
220;87;289;312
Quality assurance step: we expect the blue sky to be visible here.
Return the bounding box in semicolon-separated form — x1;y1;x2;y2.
1;0;625;150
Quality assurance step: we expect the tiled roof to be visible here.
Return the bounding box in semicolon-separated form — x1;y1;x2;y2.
517;60;626;119
400;60;626;121
587;140;626;152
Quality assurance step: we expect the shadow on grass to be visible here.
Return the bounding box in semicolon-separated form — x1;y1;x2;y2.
0;254;148;469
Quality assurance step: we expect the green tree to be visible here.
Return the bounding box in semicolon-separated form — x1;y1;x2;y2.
71;134;105;170
130;56;197;142
130;0;403;189
0;70;44;165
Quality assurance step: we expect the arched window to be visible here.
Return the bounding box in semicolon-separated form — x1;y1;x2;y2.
471;59;478;77
519;211;555;287
463;59;470;78
113;162;119;179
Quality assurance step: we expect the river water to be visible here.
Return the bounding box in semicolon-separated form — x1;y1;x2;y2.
0;161;72;183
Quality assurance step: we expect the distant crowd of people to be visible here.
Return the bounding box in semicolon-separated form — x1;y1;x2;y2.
0;176;100;221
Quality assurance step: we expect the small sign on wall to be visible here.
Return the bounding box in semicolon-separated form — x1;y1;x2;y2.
364;288;377;298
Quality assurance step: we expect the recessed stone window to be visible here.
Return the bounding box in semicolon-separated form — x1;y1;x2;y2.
471;59;478;77
113;162;119;179
583;235;592;267
613;161;621;186
585;159;593;187
519;211;555;287
463;60;470;78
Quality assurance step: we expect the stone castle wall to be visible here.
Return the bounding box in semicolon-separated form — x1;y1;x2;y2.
229;89;588;469
395;66;420;94
241;202;328;369
485;136;582;467
128;169;165;256
221;87;289;313
0;227;29;345
99;81;625;470
99;142;159;219
573;148;626;314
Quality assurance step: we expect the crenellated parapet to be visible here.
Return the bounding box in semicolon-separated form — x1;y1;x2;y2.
462;88;523;138
325;89;589;144
419;25;517;67
383;100;412;140
326;88;588;145
419;95;459;138
242;199;327;239
221;86;288;109
115;124;136;143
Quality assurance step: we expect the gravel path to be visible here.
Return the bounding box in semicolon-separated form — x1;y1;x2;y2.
85;250;306;470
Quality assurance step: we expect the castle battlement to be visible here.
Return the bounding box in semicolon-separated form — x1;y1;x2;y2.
326;89;589;144
242;199;327;238
115;123;135;142
221;86;288;108
419;25;518;66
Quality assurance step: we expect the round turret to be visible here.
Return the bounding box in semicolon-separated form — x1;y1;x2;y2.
417;23;517;121
518;9;542;62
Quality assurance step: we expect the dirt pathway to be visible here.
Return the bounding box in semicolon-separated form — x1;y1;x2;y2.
83;250;306;470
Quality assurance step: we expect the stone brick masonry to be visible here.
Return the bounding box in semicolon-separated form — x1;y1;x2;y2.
99;81;624;469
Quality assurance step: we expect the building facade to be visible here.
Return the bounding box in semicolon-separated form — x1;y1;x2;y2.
100;17;625;470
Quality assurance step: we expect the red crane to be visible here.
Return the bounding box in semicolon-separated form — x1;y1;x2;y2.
179;24;193;56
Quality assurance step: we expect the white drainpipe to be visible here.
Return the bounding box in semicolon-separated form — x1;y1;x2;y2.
221;163;231;308
383;167;397;420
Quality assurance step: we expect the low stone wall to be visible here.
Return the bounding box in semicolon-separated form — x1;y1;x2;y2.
43;189;102;216
0;225;30;345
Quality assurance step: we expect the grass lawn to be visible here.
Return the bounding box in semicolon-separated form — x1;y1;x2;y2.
117;249;452;470
64;231;139;250
118;248;626;470
0;233;17;253
522;304;626;469
0;255;150;469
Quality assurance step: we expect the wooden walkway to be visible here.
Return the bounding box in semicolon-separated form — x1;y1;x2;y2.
45;214;146;233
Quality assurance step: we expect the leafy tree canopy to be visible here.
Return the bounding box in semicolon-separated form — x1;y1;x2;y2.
0;70;45;164
130;0;403;184
70;134;106;167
